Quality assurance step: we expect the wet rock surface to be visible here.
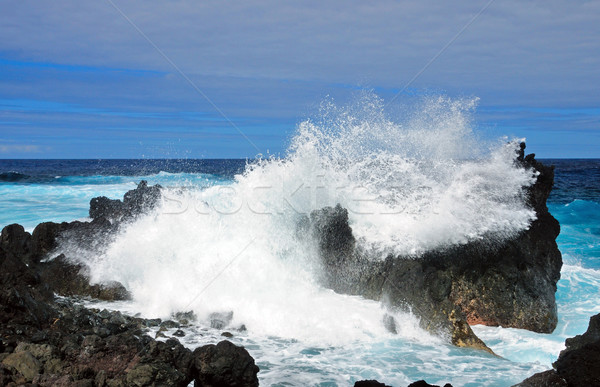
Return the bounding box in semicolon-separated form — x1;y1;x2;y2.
514;312;600;386
192;340;260;387
354;380;453;387
90;180;162;223
310;146;562;352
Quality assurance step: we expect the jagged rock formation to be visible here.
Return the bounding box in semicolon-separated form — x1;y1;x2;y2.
310;144;562;350
514;312;600;386
90;180;162;223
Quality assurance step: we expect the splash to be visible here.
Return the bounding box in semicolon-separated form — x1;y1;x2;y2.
240;92;537;255
81;92;537;344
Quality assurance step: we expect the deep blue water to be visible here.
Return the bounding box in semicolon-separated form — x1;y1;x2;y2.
0;159;247;182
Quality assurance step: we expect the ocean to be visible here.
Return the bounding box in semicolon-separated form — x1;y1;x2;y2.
1;98;599;386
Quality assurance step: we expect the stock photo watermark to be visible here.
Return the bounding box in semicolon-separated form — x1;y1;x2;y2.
159;177;438;217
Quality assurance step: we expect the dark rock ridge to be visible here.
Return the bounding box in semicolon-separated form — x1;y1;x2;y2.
0;181;260;386
353;379;453;387
310;144;562;351
514;312;600;386
90;180;162;223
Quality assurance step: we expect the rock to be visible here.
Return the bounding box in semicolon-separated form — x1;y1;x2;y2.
558;312;600;356
513;370;567;387
122;180;162;219
173;310;197;325
553;313;600;386
30;221;70;263
126;362;189;387
309;146;562;350
1;224;31;264
14;342;55;362
448;149;561;332
192;340;259;387
310;204;357;289
173;330;186;337
408;381;453;387
383;314;397;334
0;241;56;327
209;311;234;329
160;320;181;329
514;312;600;386
89;180;162;223
354;380;392;387
90;196;125;221
1;216;268;387
1;351;42;382
38;254;130;301
44;358;66;374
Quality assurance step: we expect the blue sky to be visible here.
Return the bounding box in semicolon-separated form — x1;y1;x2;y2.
1;0;599;158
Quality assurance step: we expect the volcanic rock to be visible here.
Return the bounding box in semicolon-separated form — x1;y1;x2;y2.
514;312;600;386
90;180;162;223
310;144;562;350
354;380;392;387
192;340;260;387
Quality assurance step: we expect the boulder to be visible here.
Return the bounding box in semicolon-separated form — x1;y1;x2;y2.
30;221;71;264
514;312;600;386
0;224;31;264
89;180;162;223
38;254;130;301
122;180;162;218
89;196;125;221
514;370;567;387
408;381;453;387
1;351;42;382
354;380;392;387
0;239;55;327
553;313;600;386
209;311;234;329
192;340;259;387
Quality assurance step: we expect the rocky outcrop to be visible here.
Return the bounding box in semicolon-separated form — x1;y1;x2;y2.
0;180;163;304
353;380;453;387
90;180;162;223
192;340;260;387
354;380;393;387
514;312;600;386
0;214;259;386
408;381;453;387
310;144;562;350
38;254;130;301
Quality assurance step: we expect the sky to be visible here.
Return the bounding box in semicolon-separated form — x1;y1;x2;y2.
0;0;599;159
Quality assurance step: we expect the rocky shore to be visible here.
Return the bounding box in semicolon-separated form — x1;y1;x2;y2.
0;182;259;386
